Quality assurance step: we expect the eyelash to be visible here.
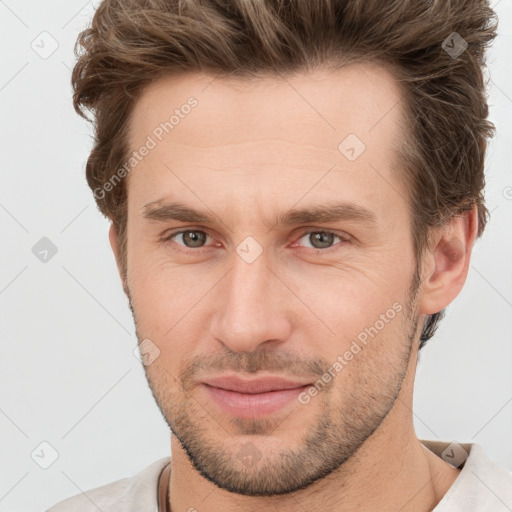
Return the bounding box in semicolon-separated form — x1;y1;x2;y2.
160;229;349;254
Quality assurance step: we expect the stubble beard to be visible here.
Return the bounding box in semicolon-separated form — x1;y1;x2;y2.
127;268;421;496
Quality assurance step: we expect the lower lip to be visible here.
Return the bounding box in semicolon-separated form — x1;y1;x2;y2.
202;384;310;419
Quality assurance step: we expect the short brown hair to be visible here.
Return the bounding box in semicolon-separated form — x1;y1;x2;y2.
71;0;498;349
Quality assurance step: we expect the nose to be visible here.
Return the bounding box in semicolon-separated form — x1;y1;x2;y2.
209;250;293;353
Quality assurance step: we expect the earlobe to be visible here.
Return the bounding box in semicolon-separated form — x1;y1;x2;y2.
418;207;478;315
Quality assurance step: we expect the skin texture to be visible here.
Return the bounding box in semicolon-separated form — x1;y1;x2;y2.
109;63;477;511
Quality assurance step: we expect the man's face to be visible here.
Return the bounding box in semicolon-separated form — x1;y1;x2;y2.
122;64;423;495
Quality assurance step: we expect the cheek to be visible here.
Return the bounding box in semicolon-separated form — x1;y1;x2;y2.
320;305;410;397
281;257;406;324
287;265;410;369
127;254;214;345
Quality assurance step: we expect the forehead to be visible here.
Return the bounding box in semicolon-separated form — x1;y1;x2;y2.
125;63;409;229
129;63;406;149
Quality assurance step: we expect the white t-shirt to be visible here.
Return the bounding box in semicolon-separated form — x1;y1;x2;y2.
46;440;512;511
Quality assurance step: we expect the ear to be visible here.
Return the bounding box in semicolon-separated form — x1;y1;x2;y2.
418;206;479;315
108;222;128;294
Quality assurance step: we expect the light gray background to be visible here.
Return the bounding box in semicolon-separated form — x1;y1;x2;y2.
1;1;511;511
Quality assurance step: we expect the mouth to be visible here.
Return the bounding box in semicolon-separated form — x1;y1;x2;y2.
200;375;312;418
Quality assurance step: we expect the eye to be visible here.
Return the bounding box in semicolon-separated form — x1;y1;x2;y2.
161;228;349;254
294;230;347;250
163;230;211;249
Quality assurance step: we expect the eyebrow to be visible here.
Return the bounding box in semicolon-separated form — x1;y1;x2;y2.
142;200;378;229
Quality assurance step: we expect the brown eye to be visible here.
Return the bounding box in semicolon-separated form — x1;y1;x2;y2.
171;230;208;248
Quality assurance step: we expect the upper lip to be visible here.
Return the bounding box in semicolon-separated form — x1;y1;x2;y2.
202;375;312;394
